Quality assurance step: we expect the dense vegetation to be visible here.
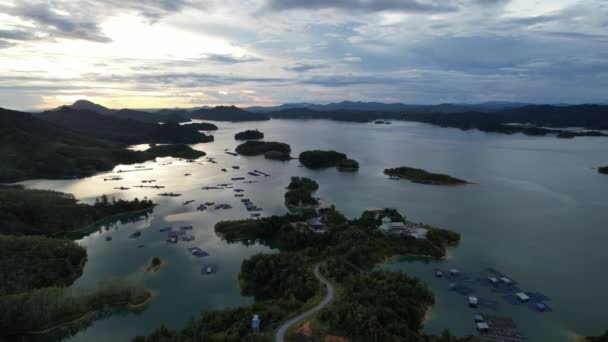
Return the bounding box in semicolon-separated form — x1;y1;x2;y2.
142;177;465;341
599;166;608;174
263;150;291;161
190;105;270;122
299;150;348;169
319;271;433;341
183;122;218;131
0;185;154;338
0;235;86;296
384;166;468;185
284;177;319;207
234;129;264;140
0;279;150;335
0;108;209;182
0;185;154;236
235;141;291;156
240;253;319;301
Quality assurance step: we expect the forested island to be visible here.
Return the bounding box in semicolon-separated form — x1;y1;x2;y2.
0;186;152;338
385;166;468;185
137;180;471;341
0;108;209;182
234;140;291;157
263;150;292;161
144;144;206;160
599;166;608;174
284;177;319;208
234;129;264;140
182;122;218;131
299;150;359;172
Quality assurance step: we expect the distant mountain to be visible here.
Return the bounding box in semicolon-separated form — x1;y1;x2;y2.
67;99;114;115
190;106;269;122
53;100;190;123
247;101;530;113
39;107;212;144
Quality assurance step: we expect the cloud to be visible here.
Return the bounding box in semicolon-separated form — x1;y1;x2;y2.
282;63;326;72
0;29;38;41
264;0;459;13
2;2;111;43
0;40;16;49
202;53;263;64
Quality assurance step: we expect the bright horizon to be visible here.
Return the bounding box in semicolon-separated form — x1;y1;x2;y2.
1;0;607;110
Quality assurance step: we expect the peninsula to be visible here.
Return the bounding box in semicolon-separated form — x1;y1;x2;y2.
138;179;469;342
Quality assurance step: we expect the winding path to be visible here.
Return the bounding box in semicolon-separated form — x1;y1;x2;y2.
275;264;334;342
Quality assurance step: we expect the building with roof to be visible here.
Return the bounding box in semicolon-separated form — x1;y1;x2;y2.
378;216;429;238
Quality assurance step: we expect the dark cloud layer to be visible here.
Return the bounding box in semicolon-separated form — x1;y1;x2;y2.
265;0;458;13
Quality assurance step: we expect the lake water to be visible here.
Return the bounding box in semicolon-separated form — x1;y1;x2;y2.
19;119;608;341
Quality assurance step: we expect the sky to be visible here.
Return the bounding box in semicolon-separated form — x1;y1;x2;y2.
0;0;607;110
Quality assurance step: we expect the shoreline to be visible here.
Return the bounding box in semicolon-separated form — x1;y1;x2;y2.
50;205;156;238
16;292;153;336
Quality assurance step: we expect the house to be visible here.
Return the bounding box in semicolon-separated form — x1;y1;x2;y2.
378;216;409;234
378;216;429;238
307;216;327;233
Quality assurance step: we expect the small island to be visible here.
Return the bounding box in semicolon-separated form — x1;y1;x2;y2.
145;257;163;273
264;150;292;161
235;141;291;156
183;122;218;131
599;166;608;174
144;144;206;160
284;177;319;208
234;129;264;140
384;166;468;185
337;158;359;172
299;150;359;172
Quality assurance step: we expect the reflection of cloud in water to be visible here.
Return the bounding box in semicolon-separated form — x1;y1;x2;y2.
492;176;577;214
164;211;200;222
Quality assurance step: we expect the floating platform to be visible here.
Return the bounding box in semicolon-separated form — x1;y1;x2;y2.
478;315;526;342
159;193;182;197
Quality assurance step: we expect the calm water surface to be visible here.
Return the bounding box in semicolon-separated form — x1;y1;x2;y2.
20;119;608;341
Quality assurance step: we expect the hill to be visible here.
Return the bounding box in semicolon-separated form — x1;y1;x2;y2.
54;100;190;123
190;106;269;122
39;107;213;144
0;108;207;182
